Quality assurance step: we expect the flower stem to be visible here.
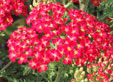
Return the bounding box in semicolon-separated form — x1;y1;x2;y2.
79;0;89;11
63;0;65;5
0;61;12;73
54;63;63;82
54;66;62;82
64;1;73;8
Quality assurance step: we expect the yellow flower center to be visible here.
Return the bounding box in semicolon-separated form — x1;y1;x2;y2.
67;47;71;51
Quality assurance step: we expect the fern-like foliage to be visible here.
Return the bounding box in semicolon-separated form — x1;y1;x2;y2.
98;0;113;19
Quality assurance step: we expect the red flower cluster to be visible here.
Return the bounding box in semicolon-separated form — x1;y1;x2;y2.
26;2;67;34
8;3;113;72
0;0;27;30
65;9;112;66
87;56;113;82
71;0;106;7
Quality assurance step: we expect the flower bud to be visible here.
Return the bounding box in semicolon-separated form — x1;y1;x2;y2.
80;71;85;79
29;5;33;10
64;73;68;78
81;80;84;82
69;69;74;74
92;65;98;72
74;70;80;78
98;58;102;63
87;68;91;73
72;64;75;67
71;79;75;82
79;67;83;72
103;56;107;60
84;78;88;82
33;0;38;6
76;78;80;81
108;64;111;69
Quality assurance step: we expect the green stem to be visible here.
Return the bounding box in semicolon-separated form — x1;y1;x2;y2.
54;66;62;82
63;0;65;5
79;0;89;11
86;0;90;12
4;29;11;36
0;61;12;73
54;62;63;82
0;37;6;44
64;1;73;8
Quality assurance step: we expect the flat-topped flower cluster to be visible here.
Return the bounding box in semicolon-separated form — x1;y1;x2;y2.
7;3;113;73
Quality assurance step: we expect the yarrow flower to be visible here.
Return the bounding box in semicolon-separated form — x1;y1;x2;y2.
71;0;104;7
0;0;27;30
8;3;113;72
7;27;39;63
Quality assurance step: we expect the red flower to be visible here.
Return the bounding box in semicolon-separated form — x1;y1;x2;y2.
37;64;48;72
29;59;38;69
63;56;72;64
91;0;101;7
71;0;79;3
18;55;28;64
